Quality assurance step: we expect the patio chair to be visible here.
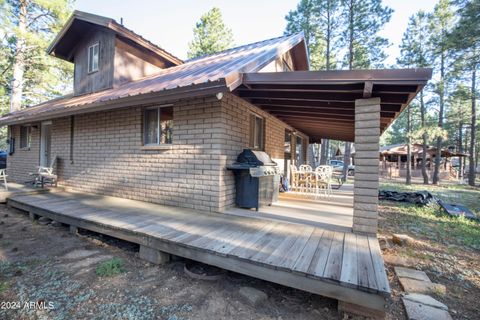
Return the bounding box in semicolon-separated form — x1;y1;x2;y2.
298;164;314;194
0;169;7;190
30;156;58;188
289;164;299;191
314;165;333;198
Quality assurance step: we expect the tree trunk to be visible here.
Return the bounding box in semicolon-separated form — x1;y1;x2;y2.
308;144;317;167
433;51;445;185
468;66;477;186
342;142;351;182
320;139;327;165
459;120;463;181
406;106;412;185
348;1;354;70
420;90;429;184
341;0;354;182
10;0;28;112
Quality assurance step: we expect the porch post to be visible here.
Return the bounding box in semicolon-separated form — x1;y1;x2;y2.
353;97;380;235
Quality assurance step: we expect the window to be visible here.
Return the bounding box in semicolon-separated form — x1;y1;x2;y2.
249;113;264;150
87;43;99;73
20;125;31;149
284;130;292;154
295;136;306;164
144;106;173;145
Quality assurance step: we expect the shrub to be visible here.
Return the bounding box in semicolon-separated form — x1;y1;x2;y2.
95;258;125;277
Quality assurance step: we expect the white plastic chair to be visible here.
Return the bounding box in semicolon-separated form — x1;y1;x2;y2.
0;169;8;190
289;164;299;192
31;156;57;188
314;165;333;198
298;164;313;194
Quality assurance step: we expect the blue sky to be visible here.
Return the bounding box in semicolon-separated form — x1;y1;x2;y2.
75;0;438;65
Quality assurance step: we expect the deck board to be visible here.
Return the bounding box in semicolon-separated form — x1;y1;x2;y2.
277;225;315;270
308;230;334;277
6;190;391;311
340;232;358;287
322;231;345;281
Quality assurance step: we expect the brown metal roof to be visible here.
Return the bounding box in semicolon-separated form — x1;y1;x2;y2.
380;143;468;157
235;69;432;142
0;33;306;125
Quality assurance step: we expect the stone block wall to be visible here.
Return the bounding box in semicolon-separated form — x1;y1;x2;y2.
7;94;306;213
353;98;381;234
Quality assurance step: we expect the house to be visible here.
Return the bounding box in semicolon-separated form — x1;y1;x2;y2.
0;11;432;317
379;143;467;180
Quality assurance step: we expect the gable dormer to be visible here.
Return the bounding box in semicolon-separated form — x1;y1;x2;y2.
47;11;183;96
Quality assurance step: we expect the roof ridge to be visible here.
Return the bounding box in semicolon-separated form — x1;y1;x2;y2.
109;20;184;64
185;33;299;63
96;33;302;88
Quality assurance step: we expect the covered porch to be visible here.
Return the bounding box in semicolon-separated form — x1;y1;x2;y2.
231;68;431;235
226;184;354;233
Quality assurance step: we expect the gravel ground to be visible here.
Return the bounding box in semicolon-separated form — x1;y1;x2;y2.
0;205;343;320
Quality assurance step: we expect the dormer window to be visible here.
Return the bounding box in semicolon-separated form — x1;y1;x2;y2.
87;42;99;73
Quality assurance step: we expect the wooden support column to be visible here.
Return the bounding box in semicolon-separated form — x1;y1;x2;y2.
353;98;380;235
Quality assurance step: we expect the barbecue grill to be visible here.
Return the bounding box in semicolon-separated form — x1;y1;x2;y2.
226;149;279;210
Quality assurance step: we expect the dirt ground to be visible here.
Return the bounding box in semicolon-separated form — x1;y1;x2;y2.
378;203;480;320
0;205;342;320
1;198;478;319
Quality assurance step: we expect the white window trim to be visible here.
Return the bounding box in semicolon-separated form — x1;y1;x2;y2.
143;104;173;146
87;42;99;73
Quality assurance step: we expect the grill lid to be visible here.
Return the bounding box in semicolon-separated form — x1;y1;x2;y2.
235;149;277;167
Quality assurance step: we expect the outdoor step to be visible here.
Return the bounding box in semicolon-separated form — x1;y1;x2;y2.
403;298;452;320
403;293;448;311
394;267;430;282
398;277;446;295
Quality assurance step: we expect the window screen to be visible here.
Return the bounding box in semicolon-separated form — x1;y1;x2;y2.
88;43;99;73
20;126;31;149
249;113;264;150
144;106;173;145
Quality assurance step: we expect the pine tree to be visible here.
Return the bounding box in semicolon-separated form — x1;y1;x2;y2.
187;7;234;59
447;84;470;180
0;0;73;113
285;0;341;71
340;0;393;69
286;0;341;165
339;0;392;180
397;11;431;184
429;0;455;184
448;0;479;186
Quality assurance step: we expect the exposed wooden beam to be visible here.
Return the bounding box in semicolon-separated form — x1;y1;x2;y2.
363;81;373;98
238;90;410;104
261;106;393;118
250;99;402;112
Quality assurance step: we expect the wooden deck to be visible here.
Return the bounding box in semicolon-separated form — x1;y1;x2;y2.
6;191;390;311
225;186;354;232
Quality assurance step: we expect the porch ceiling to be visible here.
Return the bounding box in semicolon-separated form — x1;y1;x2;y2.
234;69;432;142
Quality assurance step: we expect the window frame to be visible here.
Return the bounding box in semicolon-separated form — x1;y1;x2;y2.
19;125;31;150
87;42;99;74
143;105;173;146
249;113;265;151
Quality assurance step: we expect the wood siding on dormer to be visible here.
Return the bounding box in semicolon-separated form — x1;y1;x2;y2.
73;29;115;96
258;51;295;72
113;38;164;87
